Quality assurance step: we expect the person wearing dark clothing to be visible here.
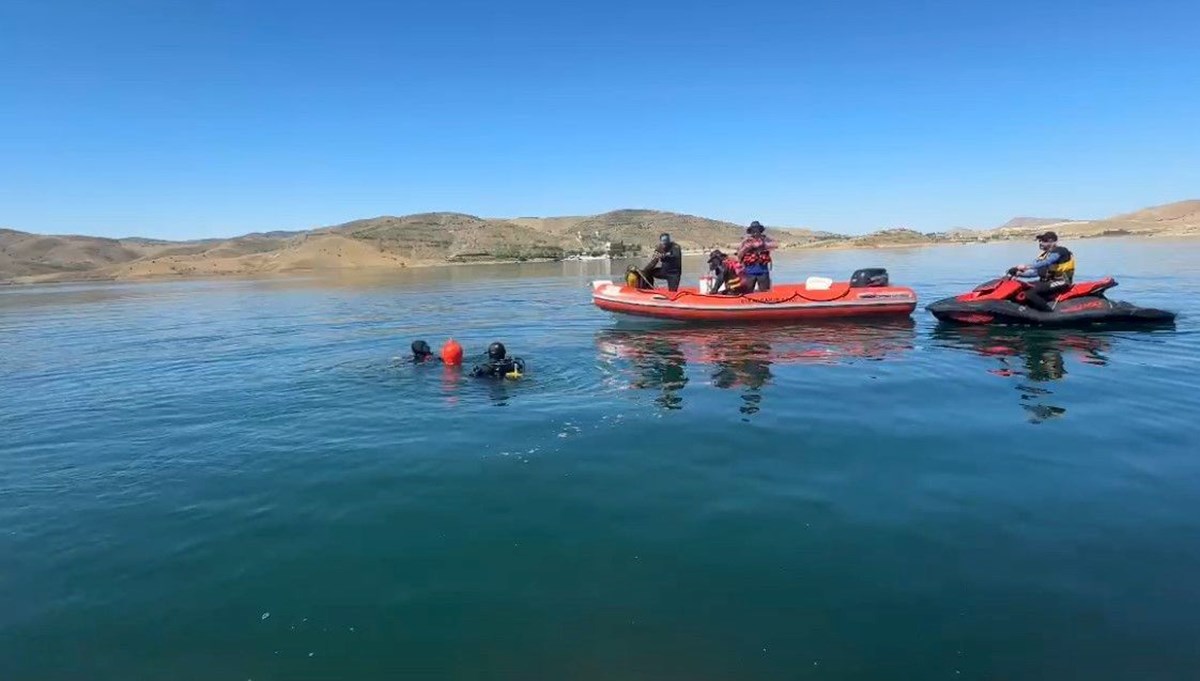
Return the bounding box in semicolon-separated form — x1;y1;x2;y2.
411;339;438;363
1012;231;1076;312
642;233;683;292
737;221;776;292
706;250;743;294
471;341;526;379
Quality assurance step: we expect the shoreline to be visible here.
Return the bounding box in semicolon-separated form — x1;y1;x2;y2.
4;232;1198;288
4;200;1197;287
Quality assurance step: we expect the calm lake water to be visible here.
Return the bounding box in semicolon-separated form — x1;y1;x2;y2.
2;239;1199;680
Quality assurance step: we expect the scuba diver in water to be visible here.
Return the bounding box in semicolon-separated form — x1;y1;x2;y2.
470;342;526;379
706;250;744;294
410;340;438;363
642;233;683;292
1010;231;1076;312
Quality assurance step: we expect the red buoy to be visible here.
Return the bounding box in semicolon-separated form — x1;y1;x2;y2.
441;339;463;366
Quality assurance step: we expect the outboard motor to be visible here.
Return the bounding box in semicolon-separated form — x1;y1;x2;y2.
850;268;889;288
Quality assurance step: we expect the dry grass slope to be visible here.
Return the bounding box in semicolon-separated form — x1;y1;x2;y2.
0;229;142;278
3;200;1197;284
1114;200;1200;223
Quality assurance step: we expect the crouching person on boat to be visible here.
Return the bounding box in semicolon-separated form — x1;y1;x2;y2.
471;342;526;379
706;250;744;295
641;233;683;292
737;221;776;292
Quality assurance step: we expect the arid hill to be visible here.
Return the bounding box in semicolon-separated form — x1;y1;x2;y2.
326;213;565;262
996;217;1076;231
979;201;1200;241
2;200;1197;284
1113;200;1200;223
0;229;143;279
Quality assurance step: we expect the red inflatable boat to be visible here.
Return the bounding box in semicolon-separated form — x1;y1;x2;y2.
591;268;917;322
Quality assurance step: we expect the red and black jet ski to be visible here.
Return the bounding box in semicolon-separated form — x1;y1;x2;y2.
927;275;1176;326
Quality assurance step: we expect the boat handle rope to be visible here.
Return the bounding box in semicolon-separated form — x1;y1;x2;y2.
662;290;834;305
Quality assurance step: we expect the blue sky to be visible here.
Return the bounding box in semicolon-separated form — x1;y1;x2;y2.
2;0;1198;239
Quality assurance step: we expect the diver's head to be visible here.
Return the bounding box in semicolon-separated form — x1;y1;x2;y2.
747;220;765;236
487;341;507;361
708;249;726;264
1036;231;1058;252
659;233;672;247
411;339;432;358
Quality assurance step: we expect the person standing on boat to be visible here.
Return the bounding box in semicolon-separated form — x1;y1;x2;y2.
737;221;777;292
642;233;683;292
1011;231;1075;311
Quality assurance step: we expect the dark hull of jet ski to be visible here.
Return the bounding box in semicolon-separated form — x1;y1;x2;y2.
927;296;1177;326
927;276;1176;327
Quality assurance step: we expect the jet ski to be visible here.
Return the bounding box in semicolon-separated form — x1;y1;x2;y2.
927;274;1176;326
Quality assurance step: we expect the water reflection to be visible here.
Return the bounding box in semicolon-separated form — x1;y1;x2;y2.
608;336;690;410
710;340;772;416
933;327;1111;423
597;320;915;414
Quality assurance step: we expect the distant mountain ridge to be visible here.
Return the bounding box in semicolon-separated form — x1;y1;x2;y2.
996;217;1077;231
2;200;1198;284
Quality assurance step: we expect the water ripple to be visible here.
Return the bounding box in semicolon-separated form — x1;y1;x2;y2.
3;241;1200;680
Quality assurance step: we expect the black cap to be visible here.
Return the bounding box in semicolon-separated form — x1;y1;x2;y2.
747;221;765;234
487;341;507;360
1035;231;1058;242
708;249;726;261
412;340;431;356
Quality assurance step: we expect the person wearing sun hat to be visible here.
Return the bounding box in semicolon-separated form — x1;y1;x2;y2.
737;221;777;292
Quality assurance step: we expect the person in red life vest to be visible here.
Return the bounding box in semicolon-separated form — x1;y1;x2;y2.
736;221;777;292
706;250;744;294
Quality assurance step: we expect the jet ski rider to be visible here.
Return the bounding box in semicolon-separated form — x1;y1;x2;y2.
1011;231;1075;312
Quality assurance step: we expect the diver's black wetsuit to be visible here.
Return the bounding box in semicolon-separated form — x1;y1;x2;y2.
470;357;525;378
644;242;682;292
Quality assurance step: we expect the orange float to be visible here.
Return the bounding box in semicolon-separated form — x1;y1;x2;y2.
440;339;464;366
